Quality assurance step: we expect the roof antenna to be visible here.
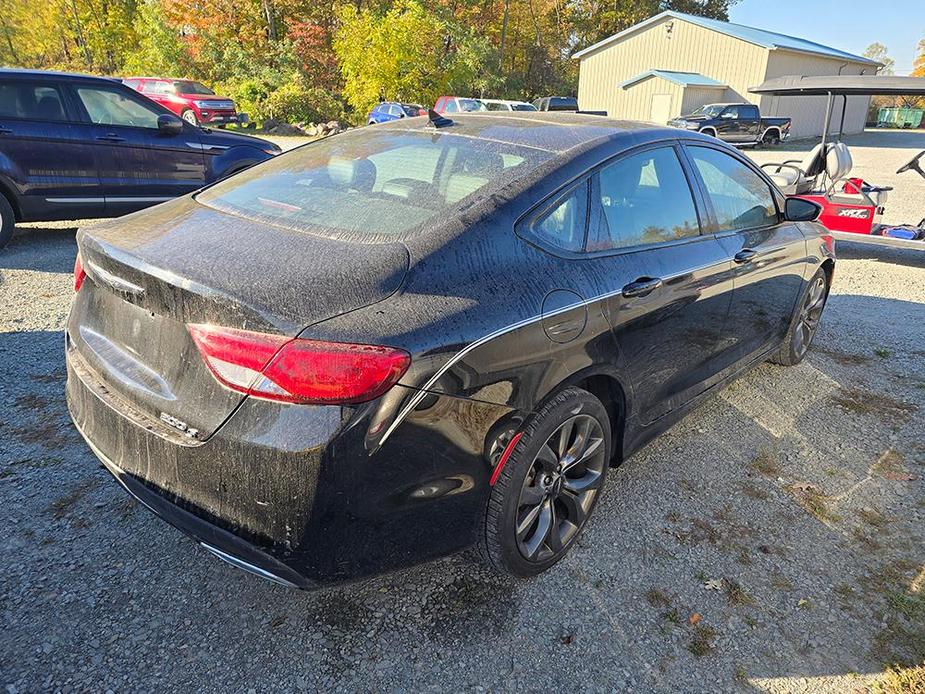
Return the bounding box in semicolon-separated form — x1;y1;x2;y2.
426;109;453;128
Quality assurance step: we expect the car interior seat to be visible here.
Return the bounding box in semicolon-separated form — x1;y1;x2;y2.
35;95;65;121
761;143;828;195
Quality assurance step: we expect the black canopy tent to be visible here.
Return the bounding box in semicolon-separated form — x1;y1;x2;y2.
750;75;925;142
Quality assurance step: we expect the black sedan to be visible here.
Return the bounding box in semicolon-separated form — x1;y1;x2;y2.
66;112;834;588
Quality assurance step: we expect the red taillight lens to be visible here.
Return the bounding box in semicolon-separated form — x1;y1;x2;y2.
74;254;87;292
187;324;411;405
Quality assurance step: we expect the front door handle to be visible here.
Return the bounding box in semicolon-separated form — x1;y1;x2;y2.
0;126;12;135
96;133;125;143
622;277;662;298
734;248;758;264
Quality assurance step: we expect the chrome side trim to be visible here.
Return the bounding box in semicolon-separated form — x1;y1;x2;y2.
185;141;229;151
46;197;105;203
200;543;298;589
106;196;174;203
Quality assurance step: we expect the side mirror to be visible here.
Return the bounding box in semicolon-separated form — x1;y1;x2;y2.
784;196;823;222
157;113;183;136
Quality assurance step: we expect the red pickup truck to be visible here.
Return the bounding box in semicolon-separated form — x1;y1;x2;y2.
124;77;242;126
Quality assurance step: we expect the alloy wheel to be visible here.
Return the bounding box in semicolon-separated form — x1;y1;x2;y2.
515;414;606;562
182;110;198;125
793;275;826;358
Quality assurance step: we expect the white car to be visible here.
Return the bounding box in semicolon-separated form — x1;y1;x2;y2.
481;99;537;112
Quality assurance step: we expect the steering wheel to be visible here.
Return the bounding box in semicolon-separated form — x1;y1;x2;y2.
896;150;925;174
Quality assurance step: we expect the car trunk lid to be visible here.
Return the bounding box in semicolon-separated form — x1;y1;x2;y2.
69;197;409;440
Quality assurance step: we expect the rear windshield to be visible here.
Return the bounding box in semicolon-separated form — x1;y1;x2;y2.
512;103;537;111
549;97;577;111
196;129;552;237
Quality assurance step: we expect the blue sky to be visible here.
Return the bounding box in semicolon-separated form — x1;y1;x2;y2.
730;0;923;74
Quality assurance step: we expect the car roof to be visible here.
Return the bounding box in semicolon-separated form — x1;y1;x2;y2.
0;67;121;83
376;112;696;154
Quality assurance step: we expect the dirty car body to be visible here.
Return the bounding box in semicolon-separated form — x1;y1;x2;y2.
66;113;834;588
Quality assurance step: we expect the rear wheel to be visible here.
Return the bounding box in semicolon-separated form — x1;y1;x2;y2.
769;268;829;366
762;130;781;147
0;194;14;250
480;387;610;577
181;109;198;126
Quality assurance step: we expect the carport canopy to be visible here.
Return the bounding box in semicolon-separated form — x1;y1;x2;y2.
750;74;925;96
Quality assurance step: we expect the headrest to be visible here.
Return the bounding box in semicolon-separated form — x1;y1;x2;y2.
35;95;64;121
825;142;852;181
326;157;376;190
455;150;504;177
801;143;827;177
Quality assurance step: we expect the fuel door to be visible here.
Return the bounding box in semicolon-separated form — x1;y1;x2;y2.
541;289;587;343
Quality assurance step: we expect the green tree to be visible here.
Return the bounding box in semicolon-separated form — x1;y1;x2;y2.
864;42;894;75
334;0;490;120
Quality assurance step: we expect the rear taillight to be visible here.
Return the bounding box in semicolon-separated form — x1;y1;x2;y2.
74;254;87;292
187;324;410;405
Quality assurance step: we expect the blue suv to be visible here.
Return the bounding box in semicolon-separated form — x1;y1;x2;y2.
0;69;281;249
367;102;425;125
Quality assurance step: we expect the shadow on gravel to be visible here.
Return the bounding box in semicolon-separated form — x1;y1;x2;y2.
1;225;78;273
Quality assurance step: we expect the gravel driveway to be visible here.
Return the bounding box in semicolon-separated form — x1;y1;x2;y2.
1;130;923;693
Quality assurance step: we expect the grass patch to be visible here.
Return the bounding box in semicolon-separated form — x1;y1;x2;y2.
786;483;839;523
869;662;925;694
645;588;673;608
688;624;717;657
874;348;892;359
815;347;872;366
858;507;892;529
723;579;754;606
831;387;918;423
749;448;780;477
871;450;912;480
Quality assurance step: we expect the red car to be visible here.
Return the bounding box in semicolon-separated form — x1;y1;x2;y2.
123;77;242;126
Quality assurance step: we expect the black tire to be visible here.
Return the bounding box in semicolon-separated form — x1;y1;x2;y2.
480;387;611;577
761;130;781;147
0;193;14;250
769;267;829;366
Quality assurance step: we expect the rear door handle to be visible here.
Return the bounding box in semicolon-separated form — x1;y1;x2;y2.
622;277;662;298
96;133;125;143
734;248;758;264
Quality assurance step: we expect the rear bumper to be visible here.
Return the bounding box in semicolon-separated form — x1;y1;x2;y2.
72;416;313;589
65;334;514;587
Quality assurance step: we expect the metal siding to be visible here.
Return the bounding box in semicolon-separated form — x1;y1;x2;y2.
680;86;728;114
577;15;768;120
762;50;873;137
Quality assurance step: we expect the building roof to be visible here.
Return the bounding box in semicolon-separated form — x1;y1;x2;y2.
573;11;880;66
751;74;925;96
619;70;726;89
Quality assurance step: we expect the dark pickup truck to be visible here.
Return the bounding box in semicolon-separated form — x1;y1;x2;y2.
668;103;791;146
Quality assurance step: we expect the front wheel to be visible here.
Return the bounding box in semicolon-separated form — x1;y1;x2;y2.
769;268;829;366
181;109;199;126
480;387;611;577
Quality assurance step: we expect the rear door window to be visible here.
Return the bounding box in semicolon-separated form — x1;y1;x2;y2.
687;146;779;231
0;81;68;121
589;146;700;250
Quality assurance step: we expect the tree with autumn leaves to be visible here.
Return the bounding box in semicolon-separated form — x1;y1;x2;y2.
0;0;746;124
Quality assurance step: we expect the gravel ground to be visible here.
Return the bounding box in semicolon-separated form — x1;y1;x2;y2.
1;129;923;693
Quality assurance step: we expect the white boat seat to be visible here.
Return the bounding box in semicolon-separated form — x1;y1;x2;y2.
762;143;828;195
